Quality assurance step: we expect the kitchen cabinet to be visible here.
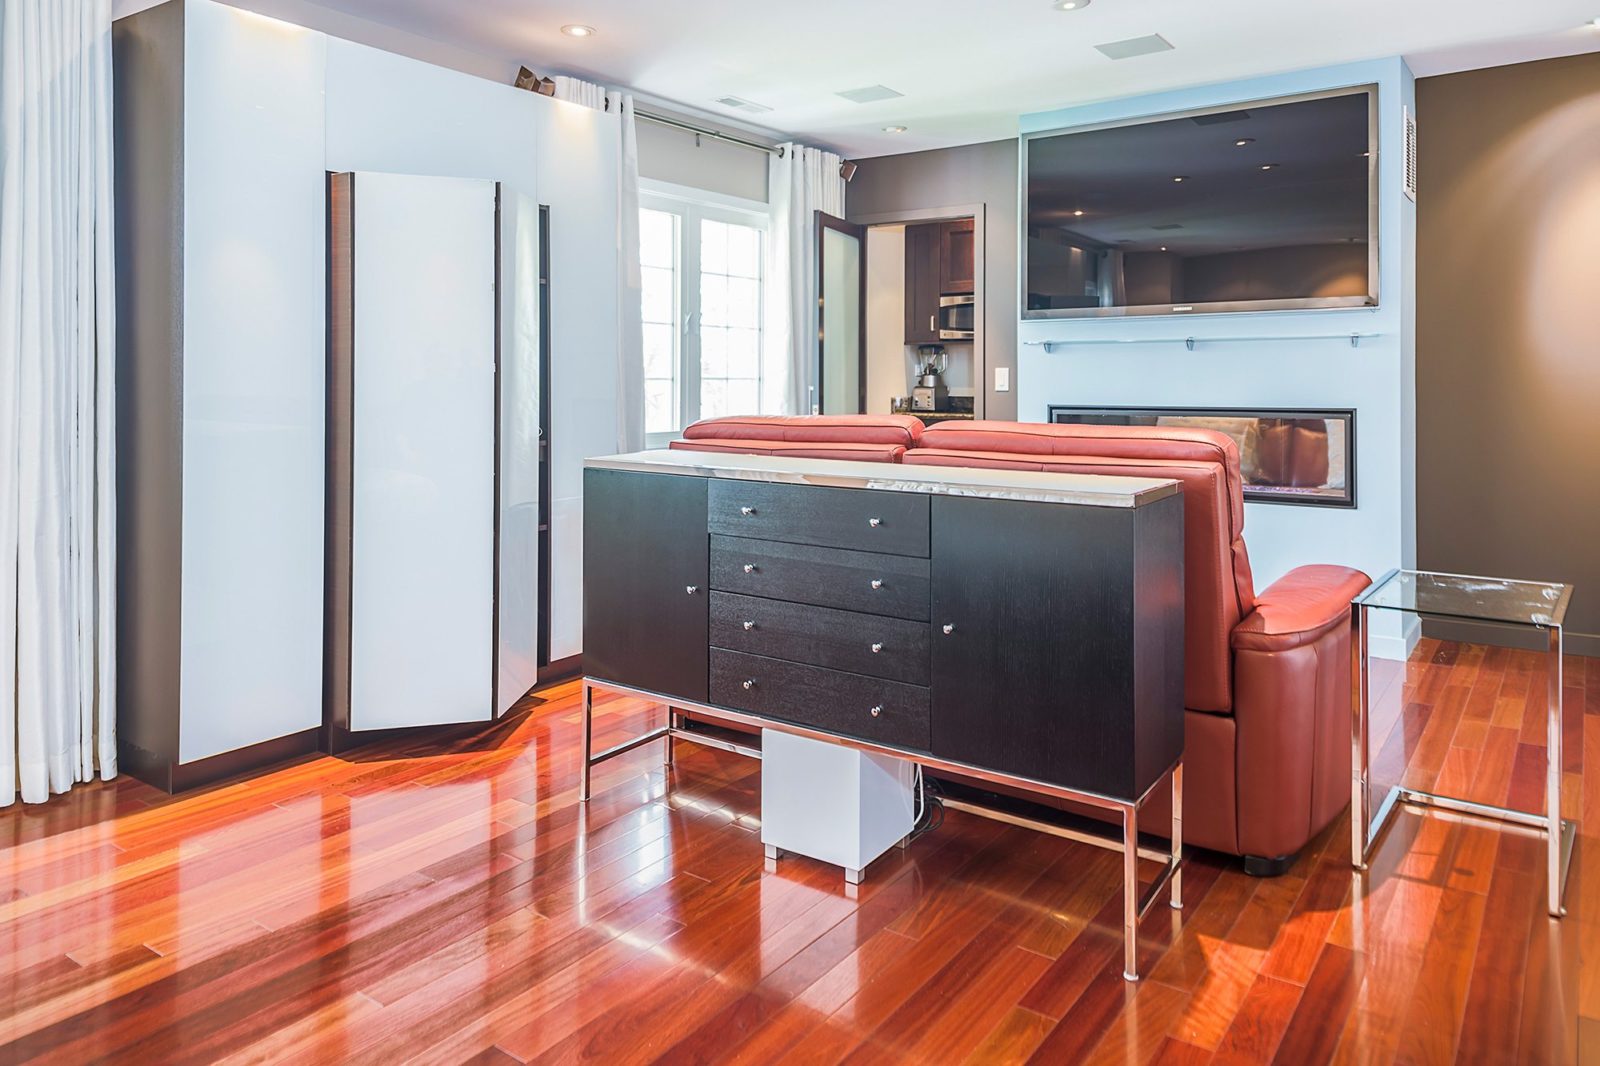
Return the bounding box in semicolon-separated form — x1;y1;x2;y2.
903;223;942;345
903;218;976;345
939;219;975;295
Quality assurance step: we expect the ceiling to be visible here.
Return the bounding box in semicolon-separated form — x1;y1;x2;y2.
255;0;1600;157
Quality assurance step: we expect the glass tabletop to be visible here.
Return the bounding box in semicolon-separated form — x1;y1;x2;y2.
1353;569;1572;628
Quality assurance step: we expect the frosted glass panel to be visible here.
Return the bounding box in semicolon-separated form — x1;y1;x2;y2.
178;0;327;763
350;173;497;730
820;226;862;415
498;193;542;713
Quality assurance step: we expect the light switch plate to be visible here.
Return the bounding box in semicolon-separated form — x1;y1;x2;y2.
995;366;1011;392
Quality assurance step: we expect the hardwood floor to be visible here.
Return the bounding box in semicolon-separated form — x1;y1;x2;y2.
0;639;1592;1064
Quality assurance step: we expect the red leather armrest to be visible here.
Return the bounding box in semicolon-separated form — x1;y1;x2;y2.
1232;564;1371;653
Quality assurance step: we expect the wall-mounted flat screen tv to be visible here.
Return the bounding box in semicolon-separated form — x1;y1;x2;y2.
1023;87;1377;319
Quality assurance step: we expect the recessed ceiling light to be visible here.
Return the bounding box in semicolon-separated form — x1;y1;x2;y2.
1160;246;1168;252
1234;138;1255;147
1259;163;1278;171
882;125;907;133
561;24;596;37
1589;15;1600;27
1055;0;1091;9
1073;209;1084;216
1172;175;1188;182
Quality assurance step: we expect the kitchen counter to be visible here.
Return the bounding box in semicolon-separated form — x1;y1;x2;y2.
585;449;1180;509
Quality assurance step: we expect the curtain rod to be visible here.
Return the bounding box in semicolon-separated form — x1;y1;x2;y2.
634;109;785;156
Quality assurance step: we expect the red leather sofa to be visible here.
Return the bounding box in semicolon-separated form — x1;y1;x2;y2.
671;414;1370;873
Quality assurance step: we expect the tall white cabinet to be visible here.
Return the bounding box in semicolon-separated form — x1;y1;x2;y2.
114;0;618;788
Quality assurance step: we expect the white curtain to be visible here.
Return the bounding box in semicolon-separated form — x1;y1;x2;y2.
766;143;845;416
0;0;118;807
553;76;644;452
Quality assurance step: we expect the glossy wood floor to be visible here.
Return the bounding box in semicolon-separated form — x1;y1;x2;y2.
1;639;1593;1064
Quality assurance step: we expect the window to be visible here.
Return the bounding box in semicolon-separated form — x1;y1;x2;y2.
640;186;767;445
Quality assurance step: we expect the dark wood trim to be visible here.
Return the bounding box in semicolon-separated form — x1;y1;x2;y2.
120;728;321;794
491;182;503;714
537;204;553;668
814;211;868;414
323;171;357;755
540;653;583;686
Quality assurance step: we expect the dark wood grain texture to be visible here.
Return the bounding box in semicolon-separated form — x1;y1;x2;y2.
710;649;931;751
710;534;932;622
709;591;931;685
929;493;1184;800
708;480;930;558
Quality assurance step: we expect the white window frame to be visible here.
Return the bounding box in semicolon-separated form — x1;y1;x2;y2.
641;180;769;448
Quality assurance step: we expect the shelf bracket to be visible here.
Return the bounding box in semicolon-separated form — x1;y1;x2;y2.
1350;333;1361;348
1184;337;1196;352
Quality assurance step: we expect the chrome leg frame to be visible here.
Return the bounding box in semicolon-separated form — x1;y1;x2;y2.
1352;619;1574;918
579;679;1184;973
579;682;594;803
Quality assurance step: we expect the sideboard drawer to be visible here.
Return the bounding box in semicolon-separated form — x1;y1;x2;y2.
710;649;930;751
710;592;930;685
708;479;929;557
710;535;930;621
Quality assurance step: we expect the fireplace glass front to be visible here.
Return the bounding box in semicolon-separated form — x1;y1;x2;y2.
1047;406;1355;507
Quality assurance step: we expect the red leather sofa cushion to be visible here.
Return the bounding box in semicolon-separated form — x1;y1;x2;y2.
680;414;924;449
668;438;907;463
1232;564;1371;653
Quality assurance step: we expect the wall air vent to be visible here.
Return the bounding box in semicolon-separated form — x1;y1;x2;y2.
714;95;773;114
836;85;904;104
1403;106;1418;202
1094;34;1174;60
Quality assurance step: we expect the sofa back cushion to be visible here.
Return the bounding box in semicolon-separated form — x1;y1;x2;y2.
679;414;924;449
668;438;906;463
910;421;1256;713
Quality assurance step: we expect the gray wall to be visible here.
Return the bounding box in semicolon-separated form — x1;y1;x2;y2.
637;118;769;203
1416;52;1600;650
846;139;1020;421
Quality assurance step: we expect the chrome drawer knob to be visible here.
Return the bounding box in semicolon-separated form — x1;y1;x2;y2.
686;585;698;595
868;517;882;527
742;679;756;690
942;623;954;635
870;705;883;717
871;642;884;654
740;506;756;516
743;620;755;631
743;563;757;574
870;579;884;590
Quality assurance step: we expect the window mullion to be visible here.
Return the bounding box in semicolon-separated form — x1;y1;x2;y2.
681;206;703;426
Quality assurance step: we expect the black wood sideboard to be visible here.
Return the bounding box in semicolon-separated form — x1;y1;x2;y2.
580;450;1187;979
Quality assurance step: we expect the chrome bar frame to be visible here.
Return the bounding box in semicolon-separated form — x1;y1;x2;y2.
1351;612;1573;918
580;677;1183;980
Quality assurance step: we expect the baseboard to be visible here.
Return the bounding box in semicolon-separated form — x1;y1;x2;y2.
539;654;583;686
1421;617;1599;658
120;728;322;794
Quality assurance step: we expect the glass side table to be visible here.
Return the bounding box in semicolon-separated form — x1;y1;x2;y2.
1351;569;1576;917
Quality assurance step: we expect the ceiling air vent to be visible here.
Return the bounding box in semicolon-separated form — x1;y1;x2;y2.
836;85;904;104
715;95;773;115
1094;34;1174;60
1403;106;1418;202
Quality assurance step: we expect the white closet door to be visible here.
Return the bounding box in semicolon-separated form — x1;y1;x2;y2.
350;173;497;730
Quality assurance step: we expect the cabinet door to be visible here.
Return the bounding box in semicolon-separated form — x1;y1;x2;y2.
930;496;1143;799
583;469;709;701
939;219;975;294
903;223;941;345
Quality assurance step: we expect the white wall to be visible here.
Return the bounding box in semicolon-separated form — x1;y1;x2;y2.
637;118;769;204
1018;58;1417;658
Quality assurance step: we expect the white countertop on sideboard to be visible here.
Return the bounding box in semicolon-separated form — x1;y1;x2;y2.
585;450;1181;509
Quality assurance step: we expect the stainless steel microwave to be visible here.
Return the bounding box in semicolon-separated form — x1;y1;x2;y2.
938;294;974;340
